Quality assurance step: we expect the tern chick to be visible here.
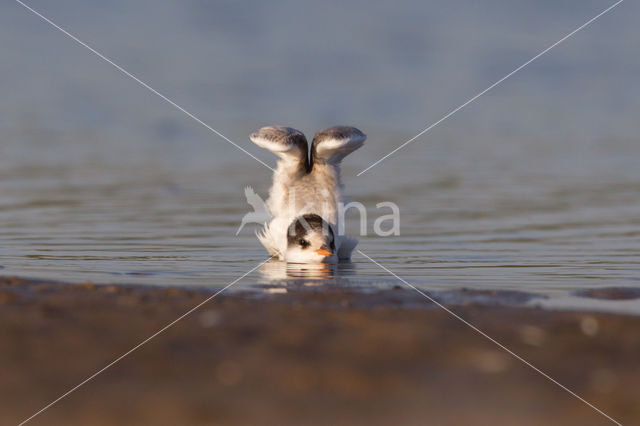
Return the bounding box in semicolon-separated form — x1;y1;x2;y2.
249;125;365;263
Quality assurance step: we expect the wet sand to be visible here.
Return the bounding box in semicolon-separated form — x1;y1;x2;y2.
1;276;639;426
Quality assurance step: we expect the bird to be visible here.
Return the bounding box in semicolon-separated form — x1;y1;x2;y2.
236;186;271;235
249;125;365;263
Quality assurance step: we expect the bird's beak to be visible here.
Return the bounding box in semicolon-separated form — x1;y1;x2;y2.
315;245;333;257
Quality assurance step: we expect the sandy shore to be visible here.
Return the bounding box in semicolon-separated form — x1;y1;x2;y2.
1;276;638;425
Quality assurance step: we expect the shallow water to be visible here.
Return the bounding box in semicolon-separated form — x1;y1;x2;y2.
1;0;639;313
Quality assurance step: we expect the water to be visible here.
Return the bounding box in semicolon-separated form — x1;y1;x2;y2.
1;0;639;312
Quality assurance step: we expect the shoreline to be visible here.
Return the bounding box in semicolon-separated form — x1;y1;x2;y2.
2;276;639;425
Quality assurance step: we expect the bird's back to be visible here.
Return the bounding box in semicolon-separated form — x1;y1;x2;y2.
268;163;340;224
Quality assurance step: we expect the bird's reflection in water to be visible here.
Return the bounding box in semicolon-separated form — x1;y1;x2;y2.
258;260;356;284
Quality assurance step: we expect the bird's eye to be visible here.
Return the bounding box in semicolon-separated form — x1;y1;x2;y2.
299;239;309;248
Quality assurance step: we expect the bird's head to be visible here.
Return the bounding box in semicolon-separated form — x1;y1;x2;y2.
285;214;336;263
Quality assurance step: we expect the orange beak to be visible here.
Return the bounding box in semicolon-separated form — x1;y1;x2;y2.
315;247;333;257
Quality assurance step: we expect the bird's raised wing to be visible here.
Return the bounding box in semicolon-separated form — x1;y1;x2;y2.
250;126;309;170
311;126;366;165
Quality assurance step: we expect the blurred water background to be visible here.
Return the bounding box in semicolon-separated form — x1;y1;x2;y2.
0;0;639;311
